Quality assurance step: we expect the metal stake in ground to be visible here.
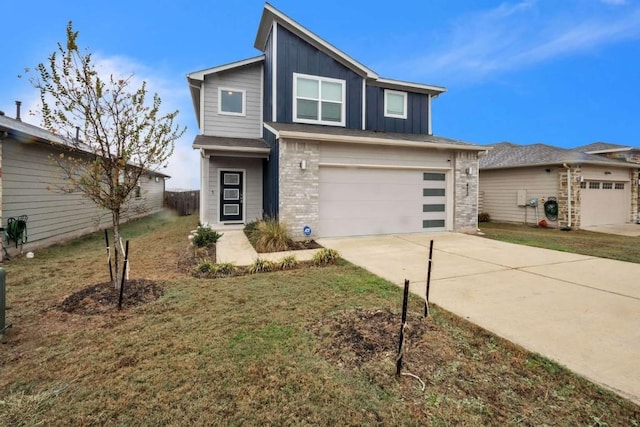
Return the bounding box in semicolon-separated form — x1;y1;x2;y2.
118;240;130;310
424;240;434;317
104;229;113;283
396;279;410;376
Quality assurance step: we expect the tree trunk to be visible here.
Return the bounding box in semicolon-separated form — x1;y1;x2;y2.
112;210;121;290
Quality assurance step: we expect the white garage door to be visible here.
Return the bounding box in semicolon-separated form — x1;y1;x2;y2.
580;181;630;226
318;167;448;237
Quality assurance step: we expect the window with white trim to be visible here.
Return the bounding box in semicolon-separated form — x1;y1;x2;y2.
219;88;246;116
384;90;407;119
293;73;345;126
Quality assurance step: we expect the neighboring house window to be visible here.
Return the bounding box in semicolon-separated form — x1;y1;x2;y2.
135;185;142;199
293;73;345;126
219;88;246;116
384;90;407;119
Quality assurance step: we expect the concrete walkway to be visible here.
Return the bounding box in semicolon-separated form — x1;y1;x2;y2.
317;233;640;404
215;230;321;265
582;223;640;237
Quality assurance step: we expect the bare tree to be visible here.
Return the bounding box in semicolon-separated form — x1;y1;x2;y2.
30;22;185;288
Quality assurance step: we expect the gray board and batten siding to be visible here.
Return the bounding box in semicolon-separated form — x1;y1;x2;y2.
366;86;430;134
2;137;165;256
274;26;364;129
203;62;263;138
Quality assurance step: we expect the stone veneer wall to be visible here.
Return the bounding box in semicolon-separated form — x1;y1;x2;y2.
630;168;639;223
278;139;319;240
557;166;581;228
454;151;479;231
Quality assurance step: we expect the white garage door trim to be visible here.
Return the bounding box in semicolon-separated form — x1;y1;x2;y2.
318;164;452;237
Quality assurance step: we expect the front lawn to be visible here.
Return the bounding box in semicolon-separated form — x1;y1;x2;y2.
479;221;640;263
1;212;638;425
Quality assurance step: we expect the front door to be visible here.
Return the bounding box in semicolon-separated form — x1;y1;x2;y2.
220;171;243;222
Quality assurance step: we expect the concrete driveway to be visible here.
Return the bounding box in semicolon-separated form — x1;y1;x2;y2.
317;233;640;404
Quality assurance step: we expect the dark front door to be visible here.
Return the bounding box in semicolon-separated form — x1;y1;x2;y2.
220;171;243;222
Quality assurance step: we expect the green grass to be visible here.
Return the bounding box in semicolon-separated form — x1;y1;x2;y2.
1;212;638;425
479;221;640;263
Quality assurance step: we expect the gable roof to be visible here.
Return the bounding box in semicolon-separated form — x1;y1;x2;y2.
253;3;446;97
571;142;634;154
0;114;170;177
480;142;636;170
264;121;485;151
186;55;265;129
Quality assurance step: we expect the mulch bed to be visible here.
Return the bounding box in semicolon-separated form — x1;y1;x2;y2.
58;279;164;315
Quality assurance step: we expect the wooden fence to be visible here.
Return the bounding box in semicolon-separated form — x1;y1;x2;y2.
164;190;200;216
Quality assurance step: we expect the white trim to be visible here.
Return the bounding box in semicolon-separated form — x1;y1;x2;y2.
218;87;246;117
200;150;210;224
384;89;407;119
319;162;451;171
217;168;247;223
427;94;432;135
187;56;265;81
375;77;446;97
272;22;278;122
585;147;633;154
263;122;279;138
292;72;346;127
193;144;271;154
446;169;454;231
199;83;205;134
362;79;366;130
277;129;485;151
260;62;264;132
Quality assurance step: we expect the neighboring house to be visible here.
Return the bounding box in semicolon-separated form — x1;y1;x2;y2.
573;142;640;164
187;4;485;239
0;111;168;259
479;142;639;228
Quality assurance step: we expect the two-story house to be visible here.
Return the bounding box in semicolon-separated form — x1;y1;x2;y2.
187;4;485;239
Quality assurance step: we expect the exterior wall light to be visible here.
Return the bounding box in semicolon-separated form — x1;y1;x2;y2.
300;159;307;170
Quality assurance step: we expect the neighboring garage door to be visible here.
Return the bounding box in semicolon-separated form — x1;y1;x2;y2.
580;180;630;226
318;167;448;237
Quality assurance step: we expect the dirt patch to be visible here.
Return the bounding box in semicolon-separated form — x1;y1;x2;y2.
310;308;435;370
58;279;164;315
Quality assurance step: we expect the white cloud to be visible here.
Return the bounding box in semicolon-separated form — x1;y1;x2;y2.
392;1;640;84
18;53;199;190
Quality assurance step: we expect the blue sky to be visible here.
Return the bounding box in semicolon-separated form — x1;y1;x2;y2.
3;0;639;189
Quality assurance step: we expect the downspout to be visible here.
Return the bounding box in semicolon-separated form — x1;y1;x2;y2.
563;163;572;228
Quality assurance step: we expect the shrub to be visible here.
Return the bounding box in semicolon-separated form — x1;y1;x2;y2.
193;224;223;247
478;212;491;223
212;262;238;276
312;248;339;266
252;219;292;253
196;260;215;273
248;258;275;274
278;255;298;270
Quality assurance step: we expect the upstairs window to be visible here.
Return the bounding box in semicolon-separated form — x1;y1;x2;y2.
219;88;246;116
293;73;345;126
384;90;407;119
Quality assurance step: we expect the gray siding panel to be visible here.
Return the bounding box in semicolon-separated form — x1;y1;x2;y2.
365;86;429;134
276;26;363;129
2;139;165;254
203;62;263;138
